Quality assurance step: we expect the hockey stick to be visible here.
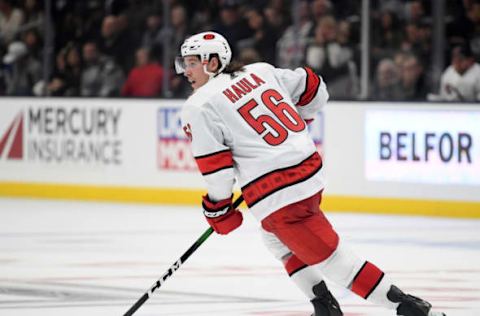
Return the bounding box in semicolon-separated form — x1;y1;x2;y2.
123;195;244;316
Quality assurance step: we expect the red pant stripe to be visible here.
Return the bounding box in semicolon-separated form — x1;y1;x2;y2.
284;254;308;276
351;261;385;299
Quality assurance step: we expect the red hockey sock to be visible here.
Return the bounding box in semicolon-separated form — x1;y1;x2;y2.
350;261;385;299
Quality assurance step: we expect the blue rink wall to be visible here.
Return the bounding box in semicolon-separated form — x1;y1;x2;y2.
0;98;479;218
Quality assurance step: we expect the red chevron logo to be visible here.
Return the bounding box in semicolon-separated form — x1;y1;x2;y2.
0;112;23;160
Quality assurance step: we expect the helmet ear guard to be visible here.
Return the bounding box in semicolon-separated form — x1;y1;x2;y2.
176;32;232;75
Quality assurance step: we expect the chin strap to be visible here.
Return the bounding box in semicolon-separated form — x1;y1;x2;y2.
202;54;224;80
203;64;218;80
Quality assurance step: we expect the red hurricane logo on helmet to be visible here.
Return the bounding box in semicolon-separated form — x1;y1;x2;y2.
203;34;215;40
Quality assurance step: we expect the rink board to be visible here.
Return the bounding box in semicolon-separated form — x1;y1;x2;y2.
0;98;479;217
0;182;479;218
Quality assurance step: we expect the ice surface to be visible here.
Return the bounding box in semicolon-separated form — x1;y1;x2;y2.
0;198;479;316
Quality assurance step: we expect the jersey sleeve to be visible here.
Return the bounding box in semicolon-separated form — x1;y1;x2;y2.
273;66;329;121
181;103;235;202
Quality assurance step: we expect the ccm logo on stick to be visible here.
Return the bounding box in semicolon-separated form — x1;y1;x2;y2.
379;131;472;163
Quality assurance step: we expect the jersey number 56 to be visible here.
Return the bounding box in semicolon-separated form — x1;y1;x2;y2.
238;89;306;146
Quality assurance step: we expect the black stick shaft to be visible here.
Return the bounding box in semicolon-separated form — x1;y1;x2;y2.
123;195;244;316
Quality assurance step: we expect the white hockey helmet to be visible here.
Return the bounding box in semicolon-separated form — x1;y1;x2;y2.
175;31;232;75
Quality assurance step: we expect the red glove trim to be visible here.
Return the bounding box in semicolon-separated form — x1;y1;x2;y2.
202;195;232;215
201;194;242;235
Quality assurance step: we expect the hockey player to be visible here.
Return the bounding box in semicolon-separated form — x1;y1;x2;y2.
176;31;445;316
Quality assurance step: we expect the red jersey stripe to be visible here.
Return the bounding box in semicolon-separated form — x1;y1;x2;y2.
195;149;233;175
241;152;322;207
350;261;385;299
297;67;321;107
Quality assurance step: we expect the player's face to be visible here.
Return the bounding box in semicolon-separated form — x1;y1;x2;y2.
183;56;209;90
452;55;470;75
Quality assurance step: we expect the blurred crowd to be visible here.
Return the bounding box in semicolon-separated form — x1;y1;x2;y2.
0;0;479;101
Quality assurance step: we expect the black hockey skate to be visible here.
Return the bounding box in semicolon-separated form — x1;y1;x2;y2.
387;285;446;316
310;281;343;316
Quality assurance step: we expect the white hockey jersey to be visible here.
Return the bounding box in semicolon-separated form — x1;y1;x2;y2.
439;63;480;102
181;62;329;221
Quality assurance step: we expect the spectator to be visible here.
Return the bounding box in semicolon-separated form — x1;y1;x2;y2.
47;43;82;96
140;11;171;76
121;47;164;97
400;22;431;65
263;0;290;34
97;15;135;73
98;15;118;53
121;0;156;36
43;47;67;96
21;0;44;34
21;29;42;61
372;0;404;19
0;0;25;45
170;5;191;54
141;12;163;51
0;0;473;102
467;2;480;59
436;43;480;102
116;13;140;54
212;2;251;57
448;1;480;59
52;2;89;50
311;0;333;22
238;7;278;64
305;16;358;99
190;5;213;32
372;10;402;61
336;19;360;97
397;53;428;101
2;40;42;95
80;41;124;97
405;0;430;25
276;0;313;68
371;58;402;100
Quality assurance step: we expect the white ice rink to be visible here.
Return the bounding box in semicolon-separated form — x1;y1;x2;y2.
0;197;479;316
